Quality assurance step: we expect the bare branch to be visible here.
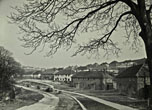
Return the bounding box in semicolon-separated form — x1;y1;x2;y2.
73;11;132;56
9;0;148;58
10;0;121;56
149;5;152;11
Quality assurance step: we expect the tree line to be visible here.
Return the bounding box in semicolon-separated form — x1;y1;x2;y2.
0;46;22;98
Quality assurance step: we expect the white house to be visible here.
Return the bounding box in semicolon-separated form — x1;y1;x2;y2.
54;69;75;82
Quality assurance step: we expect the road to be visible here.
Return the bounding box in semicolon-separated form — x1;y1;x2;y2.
63;90;138;110
15;85;59;110
19;79;138;110
15;84;87;110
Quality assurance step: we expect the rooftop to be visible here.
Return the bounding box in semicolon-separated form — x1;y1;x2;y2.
72;71;112;79
116;64;149;78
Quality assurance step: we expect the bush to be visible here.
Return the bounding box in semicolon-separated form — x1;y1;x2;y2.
57;90;62;94
9;89;15;100
45;87;53;92
36;86;40;89
26;84;30;87
15;87;22;95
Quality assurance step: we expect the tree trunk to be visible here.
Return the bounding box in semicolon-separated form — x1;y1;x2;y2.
138;14;152;107
143;29;152;109
146;49;152;85
145;42;152;109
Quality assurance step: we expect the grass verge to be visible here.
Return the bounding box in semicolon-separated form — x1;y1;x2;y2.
73;95;118;110
0;88;44;110
55;93;81;110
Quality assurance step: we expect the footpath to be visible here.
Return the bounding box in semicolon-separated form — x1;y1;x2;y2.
15;85;59;110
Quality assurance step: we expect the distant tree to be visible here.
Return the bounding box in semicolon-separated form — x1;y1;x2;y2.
0;46;20;95
12;61;24;79
9;0;152;107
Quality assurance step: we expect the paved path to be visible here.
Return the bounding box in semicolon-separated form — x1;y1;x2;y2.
19;79;138;110
15;85;59;110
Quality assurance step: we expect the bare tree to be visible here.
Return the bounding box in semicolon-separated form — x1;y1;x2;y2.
9;0;152;107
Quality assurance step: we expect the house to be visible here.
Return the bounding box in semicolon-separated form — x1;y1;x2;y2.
32;71;42;79
72;71;113;90
107;61;119;74
54;69;75;82
116;64;150;98
107;59;145;75
91;64;109;71
22;71;34;79
22;66;45;72
40;69;57;80
41;72;54;80
76;66;89;72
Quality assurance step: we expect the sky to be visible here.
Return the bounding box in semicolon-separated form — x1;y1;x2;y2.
0;0;147;68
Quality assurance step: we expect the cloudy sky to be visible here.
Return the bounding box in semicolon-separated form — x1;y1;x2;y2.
0;0;146;68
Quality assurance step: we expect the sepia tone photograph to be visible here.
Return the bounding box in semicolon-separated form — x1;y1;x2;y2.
0;0;152;110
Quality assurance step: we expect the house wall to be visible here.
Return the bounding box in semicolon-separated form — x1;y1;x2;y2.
117;77;150;98
137;77;150;91
22;74;33;79
41;74;53;80
113;81;117;89
54;74;73;82
137;77;150;98
107;69;119;73
116;78;137;97
72;77;103;90
102;78;114;90
117;62;134;68
33;74;41;79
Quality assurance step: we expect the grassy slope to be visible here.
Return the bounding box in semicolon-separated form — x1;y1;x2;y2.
72;94;117;110
55;93;81;110
0;88;44;110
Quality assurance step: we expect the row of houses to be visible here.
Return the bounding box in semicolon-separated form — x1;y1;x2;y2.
21;58;150;98
53;70;114;90
72;71;114;90
54;63;150;98
55;63;151;98
22;70;54;80
21;58;145;79
22;68;115;90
